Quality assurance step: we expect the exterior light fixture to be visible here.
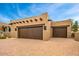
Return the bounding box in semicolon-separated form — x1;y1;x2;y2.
44;26;47;30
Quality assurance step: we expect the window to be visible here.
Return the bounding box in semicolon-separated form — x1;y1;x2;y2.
44;26;47;30
35;19;37;21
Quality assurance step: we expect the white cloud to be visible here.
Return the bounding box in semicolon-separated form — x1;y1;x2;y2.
47;4;64;13
16;4;29;18
62;4;79;15
16;4;23;17
0;14;10;23
28;3;64;15
7;3;64;20
61;16;79;23
71;16;79;22
53;4;79;21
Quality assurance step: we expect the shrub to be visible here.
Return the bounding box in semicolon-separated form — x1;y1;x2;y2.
0;36;6;39
72;21;78;32
0;32;6;39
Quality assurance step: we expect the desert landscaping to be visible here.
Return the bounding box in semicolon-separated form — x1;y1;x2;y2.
0;38;79;56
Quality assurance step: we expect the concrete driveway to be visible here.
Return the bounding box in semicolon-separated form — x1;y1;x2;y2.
0;38;79;56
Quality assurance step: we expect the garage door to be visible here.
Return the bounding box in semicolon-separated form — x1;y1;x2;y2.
53;27;67;38
18;26;43;39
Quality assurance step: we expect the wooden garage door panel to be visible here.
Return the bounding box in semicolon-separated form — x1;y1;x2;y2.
31;27;42;39
18;26;43;39
53;27;67;38
19;29;30;38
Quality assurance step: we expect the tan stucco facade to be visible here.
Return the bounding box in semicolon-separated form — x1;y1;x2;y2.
9;13;72;41
75;32;79;41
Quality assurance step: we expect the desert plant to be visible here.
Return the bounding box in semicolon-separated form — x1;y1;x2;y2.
0;25;11;39
0;32;6;39
72;21;79;32
0;36;6;39
71;21;79;38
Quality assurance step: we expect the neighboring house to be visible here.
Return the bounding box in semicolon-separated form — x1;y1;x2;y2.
0;22;7;32
9;13;72;41
0;22;9;27
0;22;11;32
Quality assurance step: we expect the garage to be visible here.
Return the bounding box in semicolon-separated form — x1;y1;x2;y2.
52;27;67;38
18;25;43;40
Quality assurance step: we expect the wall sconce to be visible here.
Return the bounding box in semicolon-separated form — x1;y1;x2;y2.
15;28;17;31
44;26;47;30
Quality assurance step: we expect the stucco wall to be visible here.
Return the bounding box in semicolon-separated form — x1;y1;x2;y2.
10;25;18;38
10;13;48;27
52;20;72;26
75;32;79;41
67;26;72;38
43;21;52;41
10;13;72;40
10;13;51;40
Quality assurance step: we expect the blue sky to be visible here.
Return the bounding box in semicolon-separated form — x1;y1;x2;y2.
0;3;79;23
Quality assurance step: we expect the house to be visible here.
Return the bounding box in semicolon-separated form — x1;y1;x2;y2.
0;22;11;37
0;22;8;31
0;22;10;32
9;13;72;41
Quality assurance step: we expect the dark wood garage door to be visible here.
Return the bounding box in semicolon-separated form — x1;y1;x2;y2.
18;26;43;40
53;27;67;38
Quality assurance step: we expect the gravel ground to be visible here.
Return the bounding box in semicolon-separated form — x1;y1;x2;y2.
0;38;79;56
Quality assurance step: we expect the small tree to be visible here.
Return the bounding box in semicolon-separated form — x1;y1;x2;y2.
72;21;79;32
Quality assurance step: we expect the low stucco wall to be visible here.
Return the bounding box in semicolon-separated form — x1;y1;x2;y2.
74;32;79;41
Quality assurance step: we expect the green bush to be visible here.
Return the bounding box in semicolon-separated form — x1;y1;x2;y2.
72;21;78;32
